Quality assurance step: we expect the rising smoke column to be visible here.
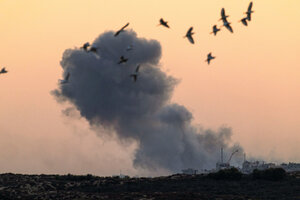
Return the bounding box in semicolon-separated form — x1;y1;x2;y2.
52;30;243;173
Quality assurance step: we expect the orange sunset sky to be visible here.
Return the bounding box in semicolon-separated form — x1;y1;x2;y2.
0;0;299;175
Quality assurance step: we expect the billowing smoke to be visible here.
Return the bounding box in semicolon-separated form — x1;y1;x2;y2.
52;30;243;173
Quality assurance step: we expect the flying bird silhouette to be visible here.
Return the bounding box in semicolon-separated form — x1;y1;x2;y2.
129;65;141;82
114;23;130;37
135;64;140;73
118;56;128;64
220;8;229;22
222;20;234;33
245;2;254;21
82;42;90;51
60;72;70;84
158;18;170;28
0;67;8;74
89;46;97;53
184;27;195;44
206;53;215;65
130;74;138;82
239;17;248;26
210;25;221;36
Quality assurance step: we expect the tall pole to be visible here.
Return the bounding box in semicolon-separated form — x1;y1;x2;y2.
221;148;224;163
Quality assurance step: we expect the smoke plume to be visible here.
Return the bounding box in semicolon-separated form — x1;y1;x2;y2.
52;30;243;173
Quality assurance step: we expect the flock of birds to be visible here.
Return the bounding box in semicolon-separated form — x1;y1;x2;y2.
160;2;254;65
0;2;254;84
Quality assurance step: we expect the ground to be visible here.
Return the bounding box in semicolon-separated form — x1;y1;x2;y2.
0;172;299;200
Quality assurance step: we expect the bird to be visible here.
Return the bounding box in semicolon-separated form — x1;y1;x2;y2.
89;46;97;53
129;65;141;82
239;17;248;26
126;45;133;51
158;18;170;28
114;23;130;37
130;74;138;82
222;20;233;33
210;25;221;36
245;2;254;21
82;42;90;51
220;8;229;22
118;56;128;64
0;67;8;74
184;27;195;44
206;53;215;65
60;72;70;84
135;64;141;73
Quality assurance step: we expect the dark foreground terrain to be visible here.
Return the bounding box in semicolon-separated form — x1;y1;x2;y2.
0;171;299;200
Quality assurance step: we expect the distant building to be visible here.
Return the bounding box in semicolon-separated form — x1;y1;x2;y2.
242;160;278;174
280;163;300;172
181;168;198;175
216;162;231;171
215;148;239;171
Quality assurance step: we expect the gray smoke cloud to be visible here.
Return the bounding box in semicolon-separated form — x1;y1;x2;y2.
52;30;243;173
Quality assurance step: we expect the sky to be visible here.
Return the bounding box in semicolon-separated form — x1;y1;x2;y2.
0;0;299;176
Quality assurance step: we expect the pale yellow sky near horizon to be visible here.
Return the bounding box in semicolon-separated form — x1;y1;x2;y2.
0;0;299;175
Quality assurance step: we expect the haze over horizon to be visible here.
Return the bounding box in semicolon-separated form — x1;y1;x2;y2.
0;0;299;176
